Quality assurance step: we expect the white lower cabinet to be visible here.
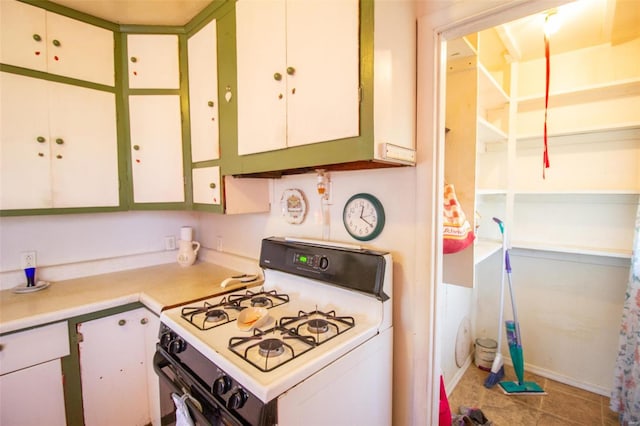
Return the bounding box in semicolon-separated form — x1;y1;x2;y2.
78;307;159;426
0;321;69;426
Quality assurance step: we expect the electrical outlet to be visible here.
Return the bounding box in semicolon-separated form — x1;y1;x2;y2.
21;251;37;269
164;236;176;250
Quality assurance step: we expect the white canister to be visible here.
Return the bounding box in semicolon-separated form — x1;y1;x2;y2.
180;226;194;242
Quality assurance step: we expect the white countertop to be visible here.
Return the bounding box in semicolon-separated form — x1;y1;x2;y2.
0;260;262;334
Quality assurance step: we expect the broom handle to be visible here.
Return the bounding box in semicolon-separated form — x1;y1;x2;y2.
505;250;522;346
494;218;506;353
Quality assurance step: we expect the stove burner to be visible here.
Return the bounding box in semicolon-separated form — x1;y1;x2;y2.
258;338;285;358
205;309;227;323
307;318;329;334
250;296;270;308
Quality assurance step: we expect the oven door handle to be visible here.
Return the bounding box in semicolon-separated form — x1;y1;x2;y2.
154;347;245;426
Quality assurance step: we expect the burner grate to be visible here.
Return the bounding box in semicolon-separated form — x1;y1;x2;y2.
180;288;290;331
228;326;316;372
279;310;356;345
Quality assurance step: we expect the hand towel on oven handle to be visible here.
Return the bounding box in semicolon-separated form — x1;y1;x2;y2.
171;392;195;426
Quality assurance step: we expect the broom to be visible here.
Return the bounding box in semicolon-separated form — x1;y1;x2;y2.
498;247;546;395
484;217;506;388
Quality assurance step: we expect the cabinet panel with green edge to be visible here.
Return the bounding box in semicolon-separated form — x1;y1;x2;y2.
221;0;416;177
0;72;119;211
0;0;115;86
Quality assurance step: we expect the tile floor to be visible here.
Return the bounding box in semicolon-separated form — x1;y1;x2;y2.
447;364;620;425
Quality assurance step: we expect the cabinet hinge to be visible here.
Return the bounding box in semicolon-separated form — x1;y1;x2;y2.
77;331;84;343
359;85;363;103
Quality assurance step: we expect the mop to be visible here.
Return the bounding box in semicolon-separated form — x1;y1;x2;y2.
483;218;506;388
499;245;546;395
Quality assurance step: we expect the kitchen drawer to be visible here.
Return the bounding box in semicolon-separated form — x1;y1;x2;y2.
0;321;69;375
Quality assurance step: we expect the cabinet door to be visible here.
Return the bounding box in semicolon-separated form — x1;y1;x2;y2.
78;308;154;426
286;0;360;147
0;360;67;426
129;95;185;203
188;19;220;162
0;1;114;86
192;166;221;205
0;72;53;210
0;0;47;72
48;81;119;208
236;0;287;155
45;11;115;86
127;34;180;89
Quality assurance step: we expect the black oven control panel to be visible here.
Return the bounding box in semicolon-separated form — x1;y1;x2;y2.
293;252;329;271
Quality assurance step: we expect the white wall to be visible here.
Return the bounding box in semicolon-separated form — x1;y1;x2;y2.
475;249;629;394
0;211;199;289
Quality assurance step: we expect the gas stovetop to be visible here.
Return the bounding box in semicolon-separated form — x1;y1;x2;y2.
159;237;392;402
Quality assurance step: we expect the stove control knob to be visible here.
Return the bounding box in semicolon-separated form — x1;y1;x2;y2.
159;332;174;348
227;389;248;410
168;337;186;354
212;375;232;395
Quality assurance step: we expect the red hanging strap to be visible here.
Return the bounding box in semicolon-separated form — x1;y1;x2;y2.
543;30;551;178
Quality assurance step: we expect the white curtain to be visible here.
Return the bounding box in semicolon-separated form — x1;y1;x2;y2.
611;201;640;425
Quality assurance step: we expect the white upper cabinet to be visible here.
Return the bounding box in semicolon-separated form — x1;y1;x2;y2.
192;166;221;205
188;19;220;162
235;0;359;155
0;0;114;86
129;95;185;203
127;34;180;89
0;72;119;210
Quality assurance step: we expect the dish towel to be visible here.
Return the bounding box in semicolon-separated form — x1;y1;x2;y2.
172;393;195;426
610;200;640;425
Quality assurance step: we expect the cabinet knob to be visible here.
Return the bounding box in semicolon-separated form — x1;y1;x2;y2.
133;145;140;151
38;152;45;157
118;319;126;326
52;39;61;47
130;56;137;63
140;318;148;325
56;154;62;159
208;101;214;107
273;72;282;81
33;34;42;42
286;66;296;76
37;136;46;143
278;93;283;99
209;182;216;189
0;343;4;351
55;138;64;145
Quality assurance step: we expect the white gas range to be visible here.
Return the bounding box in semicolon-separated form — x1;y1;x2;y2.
155;237;393;426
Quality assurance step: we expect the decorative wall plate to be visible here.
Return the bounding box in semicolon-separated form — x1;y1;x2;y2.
280;189;307;224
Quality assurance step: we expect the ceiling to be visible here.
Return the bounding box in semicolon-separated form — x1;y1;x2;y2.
497;0;640;62
50;0;639;59
50;0;213;26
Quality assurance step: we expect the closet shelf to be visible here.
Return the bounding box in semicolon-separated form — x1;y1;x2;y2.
474;239;502;264
478;64;509;111
510;240;632;259
517;122;640;144
517;77;640;112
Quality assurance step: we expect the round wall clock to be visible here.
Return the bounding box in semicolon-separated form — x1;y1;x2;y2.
343;193;385;241
280;188;307;224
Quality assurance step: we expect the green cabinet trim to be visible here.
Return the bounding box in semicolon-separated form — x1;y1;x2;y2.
61;302;144;426
219;0;376;177
0;63;116;92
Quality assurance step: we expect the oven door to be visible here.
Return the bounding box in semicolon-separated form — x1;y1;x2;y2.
154;348;244;426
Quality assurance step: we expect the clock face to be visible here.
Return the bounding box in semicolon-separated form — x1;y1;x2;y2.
343;193;385;241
